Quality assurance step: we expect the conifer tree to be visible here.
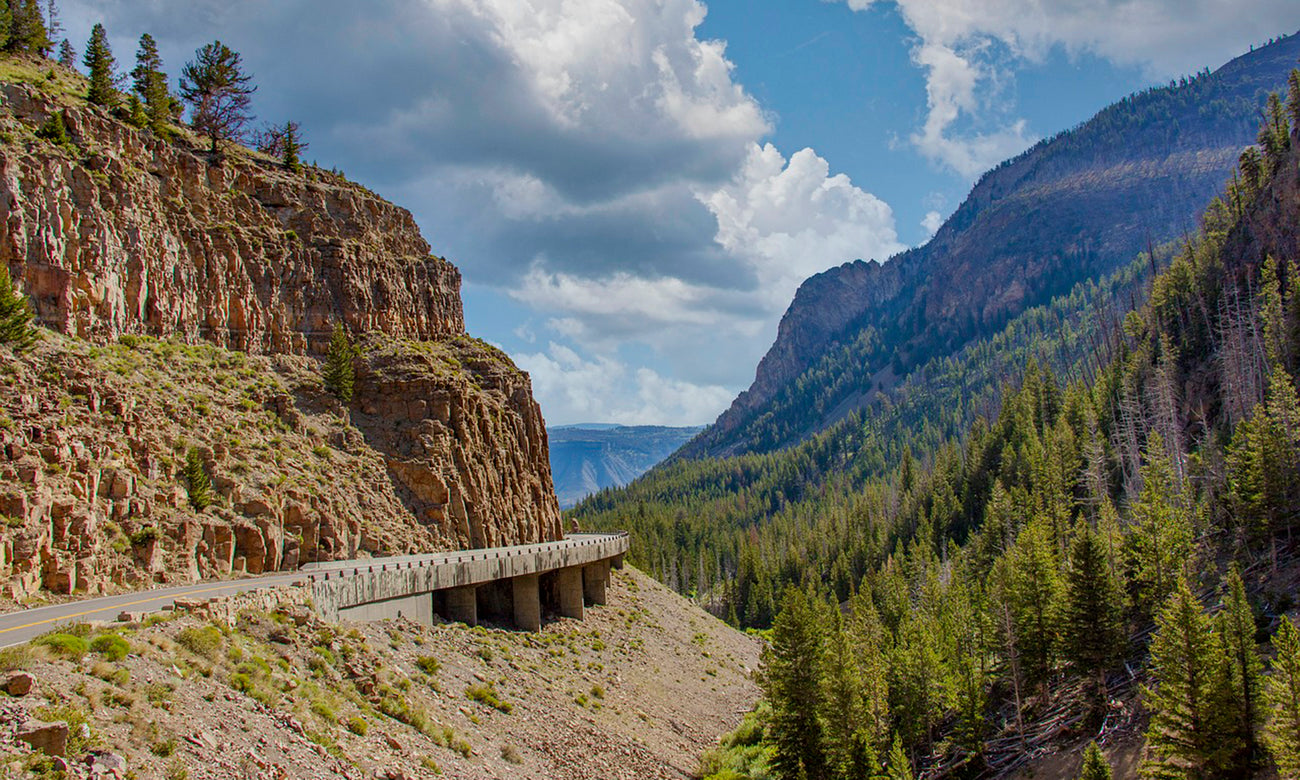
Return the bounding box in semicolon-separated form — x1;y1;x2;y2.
1129;432;1193;611
1213;565;1263;775
884;734;913;780
1288;69;1300;141
323;323;356;403
182;447;213;511
282;120;304;173
56;38;73;68
7;0;48;54
1261;91;1292;171
891;610;943;750
1061;521;1125;716
179;40;256;154
1078;742;1112;780
1264;616;1300;777
1141;579;1224;779
848;593;892;750
132;33;171;135
822;609;873;780
762;587;827;780
0;3;12;50
0;265;37;351
43;0;59;45
125;93;146;128
1006;517;1060;688
82;23;118;108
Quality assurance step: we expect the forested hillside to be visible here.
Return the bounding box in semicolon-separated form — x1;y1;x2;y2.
697;75;1300;779
685;32;1300;460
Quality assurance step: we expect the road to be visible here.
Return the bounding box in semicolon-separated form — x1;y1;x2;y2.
0;534;622;648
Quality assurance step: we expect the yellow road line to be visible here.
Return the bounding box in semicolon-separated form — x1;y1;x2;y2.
0;579;291;635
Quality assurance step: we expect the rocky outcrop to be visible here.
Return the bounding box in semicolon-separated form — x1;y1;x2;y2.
0;69;562;600
0;83;463;354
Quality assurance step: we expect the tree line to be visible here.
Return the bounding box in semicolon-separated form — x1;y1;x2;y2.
727;73;1300;780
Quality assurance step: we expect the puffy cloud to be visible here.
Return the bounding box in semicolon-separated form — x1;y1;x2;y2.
516;343;734;425
61;0;902;424
837;0;1300;176
921;210;943;237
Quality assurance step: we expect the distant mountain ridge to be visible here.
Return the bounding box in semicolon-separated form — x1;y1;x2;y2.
681;31;1300;459
548;425;704;509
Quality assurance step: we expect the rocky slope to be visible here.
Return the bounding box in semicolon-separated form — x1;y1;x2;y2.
0;567;760;780
684;31;1300;458
548;425;704;509
0;59;562;600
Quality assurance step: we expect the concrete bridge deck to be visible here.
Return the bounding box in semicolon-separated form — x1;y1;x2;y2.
308;532;629;630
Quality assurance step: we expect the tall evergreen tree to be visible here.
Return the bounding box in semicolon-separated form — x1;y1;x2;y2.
131;33;170;135
884;734;913;780
0;3;12;50
7;0;48;54
1129;433;1193;611
282;120;305;173
762;587;828;780
42;0;58;50
55;37;73;68
1264;616;1300;778
890;609;943;750
82;23;118;108
323;323;356;403
1213;565;1263;775
179;40;256;154
1141;579;1225;780
847;593;892;751
0;265;37;351
821;609;874;780
1006;516;1061;688
182;447;213;511
1061;521;1126;716
1078;742;1112;780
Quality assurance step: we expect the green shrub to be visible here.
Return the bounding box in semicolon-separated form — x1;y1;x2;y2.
323;323;356;403
176;625;222;659
90;634;130;661
415;655;441;676
181;448;213;511
465;683;512;714
129;526;159;546
35;633;89;660
346;716;368;736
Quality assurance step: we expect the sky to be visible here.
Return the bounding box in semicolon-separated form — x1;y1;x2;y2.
59;0;1300;426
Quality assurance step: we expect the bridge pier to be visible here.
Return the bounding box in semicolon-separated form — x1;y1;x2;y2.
445;585;478;626
512;573;541;632
583;560;609;606
557;566;584;619
611;553;625;570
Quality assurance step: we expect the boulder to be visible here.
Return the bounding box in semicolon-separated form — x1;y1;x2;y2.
17;719;68;756
2;671;34;696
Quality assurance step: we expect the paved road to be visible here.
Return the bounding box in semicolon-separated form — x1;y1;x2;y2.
0;533;624;648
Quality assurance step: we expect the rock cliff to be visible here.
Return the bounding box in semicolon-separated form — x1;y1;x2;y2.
0;68;561;600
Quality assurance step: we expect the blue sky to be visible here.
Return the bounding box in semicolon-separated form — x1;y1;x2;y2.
61;0;1300;426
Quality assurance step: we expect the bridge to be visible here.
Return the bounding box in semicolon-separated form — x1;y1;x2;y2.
0;532;629;647
307;532;630;630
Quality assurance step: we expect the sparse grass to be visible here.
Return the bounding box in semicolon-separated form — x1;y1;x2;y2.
346;716;369;736
501;744;523;764
415;655;440;676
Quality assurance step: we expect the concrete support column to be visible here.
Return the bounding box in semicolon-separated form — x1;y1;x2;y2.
582;560;609;606
512;573;541;631
611;553;625;570
446;585;478;626
557;566;584;619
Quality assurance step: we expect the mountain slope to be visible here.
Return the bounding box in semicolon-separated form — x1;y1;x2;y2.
683;31;1300;459
548;425;704;509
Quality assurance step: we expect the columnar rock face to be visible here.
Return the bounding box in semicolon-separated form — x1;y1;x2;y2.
0;83;463;353
0;78;561;600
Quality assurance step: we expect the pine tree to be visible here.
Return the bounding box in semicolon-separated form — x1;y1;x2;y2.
1141;578;1223;780
7;0;48;55
282;120;305;173
1264;616;1300;777
884;734;913;780
822;609;872;780
1214;565;1263;774
182;447;213;511
890;610;943;750
125;93;146;128
762;587;827;780
847;593;891;750
179;40;256;154
82;23;118;108
1078;742;1112;780
323;323;356;403
0;265;37;351
55;38;73;68
132;33;171;135
0;3;12;50
1288;69;1300;141
1006;516;1060;688
1129;432;1193;611
1061;521;1126;717
1261;91;1292;171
